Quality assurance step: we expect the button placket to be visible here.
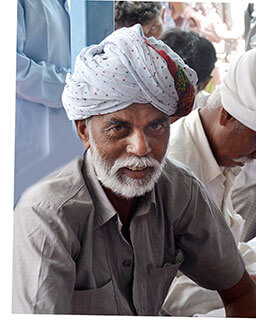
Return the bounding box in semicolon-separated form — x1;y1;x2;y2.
122;259;132;267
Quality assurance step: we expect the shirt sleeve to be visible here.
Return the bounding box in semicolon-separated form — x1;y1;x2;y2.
174;177;245;291
238;241;256;275
16;2;70;109
12;201;80;314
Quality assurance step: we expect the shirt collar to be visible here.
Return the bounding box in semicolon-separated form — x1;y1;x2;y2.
184;109;223;184
135;188;156;217
83;149;117;230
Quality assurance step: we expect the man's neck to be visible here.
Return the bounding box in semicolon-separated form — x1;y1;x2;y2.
199;108;221;163
103;187;139;228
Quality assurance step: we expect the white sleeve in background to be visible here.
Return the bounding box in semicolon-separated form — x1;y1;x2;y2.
16;0;71;109
239;238;256;276
162;239;256;317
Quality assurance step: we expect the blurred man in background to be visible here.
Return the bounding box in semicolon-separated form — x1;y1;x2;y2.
15;0;83;206
114;1;165;39
164;48;256;317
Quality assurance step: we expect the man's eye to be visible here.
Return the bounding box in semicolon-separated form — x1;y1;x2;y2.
112;125;123;131
147;121;169;135
150;25;157;32
151;123;161;130
107;125;129;138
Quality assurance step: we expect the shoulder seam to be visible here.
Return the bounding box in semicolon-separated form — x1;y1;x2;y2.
57;182;87;211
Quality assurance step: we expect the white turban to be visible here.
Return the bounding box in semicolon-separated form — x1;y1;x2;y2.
220;48;256;131
62;24;197;120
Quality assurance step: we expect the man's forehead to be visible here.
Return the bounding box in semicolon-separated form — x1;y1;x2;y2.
92;103;169;125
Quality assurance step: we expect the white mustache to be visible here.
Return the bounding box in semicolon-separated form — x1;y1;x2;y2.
110;156;162;175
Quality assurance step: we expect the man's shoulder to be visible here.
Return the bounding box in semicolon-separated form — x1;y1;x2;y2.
169;109;200;139
16;157;88;211
162;157;201;187
168;109;212;179
156;158;207;222
168;109;200;153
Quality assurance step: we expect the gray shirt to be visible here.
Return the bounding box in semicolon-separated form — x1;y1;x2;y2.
12;150;245;315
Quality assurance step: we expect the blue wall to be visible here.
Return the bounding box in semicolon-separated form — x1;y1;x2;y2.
70;0;114;69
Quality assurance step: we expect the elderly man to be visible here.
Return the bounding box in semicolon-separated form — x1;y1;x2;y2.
12;25;256;316
164;48;256;316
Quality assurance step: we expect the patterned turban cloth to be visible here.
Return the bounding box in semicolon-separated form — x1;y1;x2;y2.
62;24;197;120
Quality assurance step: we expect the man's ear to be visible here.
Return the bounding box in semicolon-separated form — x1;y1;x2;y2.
75;120;90;149
199;77;212;91
170;116;180;124
219;107;234;126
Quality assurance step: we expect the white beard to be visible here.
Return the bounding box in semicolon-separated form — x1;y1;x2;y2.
89;135;166;199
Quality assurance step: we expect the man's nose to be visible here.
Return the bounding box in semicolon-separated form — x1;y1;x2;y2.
126;130;151;157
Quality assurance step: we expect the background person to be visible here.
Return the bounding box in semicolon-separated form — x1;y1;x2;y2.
15;0;83;206
164;48;256;317
163;2;247;90
229;3;256;243
160;27;217;123
114;1;165;39
160;28;217;93
244;3;256;51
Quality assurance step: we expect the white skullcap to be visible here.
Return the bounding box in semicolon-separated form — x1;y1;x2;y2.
62;24;197;120
220;48;256;131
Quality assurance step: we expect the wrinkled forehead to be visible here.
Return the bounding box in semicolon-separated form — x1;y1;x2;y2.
91;103;169;127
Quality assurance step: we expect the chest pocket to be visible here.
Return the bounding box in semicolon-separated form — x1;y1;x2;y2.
146;249;184;315
71;279;118;315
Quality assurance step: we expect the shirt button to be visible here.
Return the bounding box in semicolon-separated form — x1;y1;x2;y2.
122;259;132;267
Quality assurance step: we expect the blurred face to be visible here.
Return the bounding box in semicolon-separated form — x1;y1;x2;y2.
83;103;170;198
218;116;256;167
170;2;186;20
142;13;164;39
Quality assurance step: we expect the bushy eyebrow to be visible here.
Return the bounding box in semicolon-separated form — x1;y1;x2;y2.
149;116;169;125
103;115;169;131
105;118;130;127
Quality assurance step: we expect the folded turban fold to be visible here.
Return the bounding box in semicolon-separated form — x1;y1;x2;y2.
221;48;256;131
62;24;197;120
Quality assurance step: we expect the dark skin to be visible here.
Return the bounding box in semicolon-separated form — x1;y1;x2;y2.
218;271;256;317
75;119;138;236
142;9;165;39
103;187;139;242
103;187;137;226
199;106;256;167
75;103;170;236
76;103;256;317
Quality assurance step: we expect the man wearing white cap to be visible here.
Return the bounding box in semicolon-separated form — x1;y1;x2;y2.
164;48;256;316
12;25;256;315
